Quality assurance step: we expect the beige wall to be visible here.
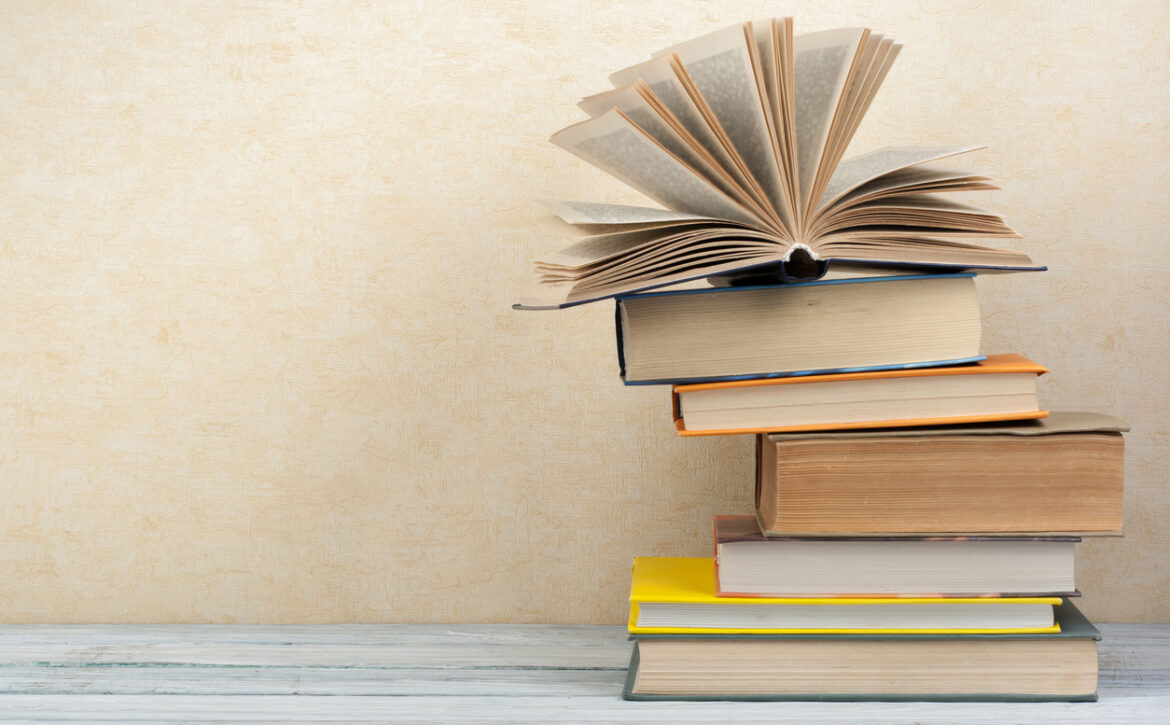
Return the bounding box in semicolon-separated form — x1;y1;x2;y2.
1;0;1166;623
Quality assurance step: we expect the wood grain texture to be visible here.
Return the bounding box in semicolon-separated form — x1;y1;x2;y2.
0;624;1165;722
0;1;1167;624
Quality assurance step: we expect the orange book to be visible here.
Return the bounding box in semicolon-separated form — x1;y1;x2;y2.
672;354;1047;436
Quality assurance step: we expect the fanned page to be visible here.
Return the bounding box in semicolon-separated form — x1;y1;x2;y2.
577;84;761;212
791;28;868;219
517;18;1042;310
550;109;762;226
818;146;984;211
658;23;793;231
540;200;713;227
818;36;900;202
608;56;769;221
826;166;1000;212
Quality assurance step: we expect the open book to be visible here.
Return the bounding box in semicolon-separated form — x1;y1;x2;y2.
515;19;1041;310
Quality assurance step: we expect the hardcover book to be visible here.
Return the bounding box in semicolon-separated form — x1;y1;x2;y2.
515;19;1042;310
628;557;1061;635
755;411;1127;535
622;599;1099;701
714;515;1079;598
672;354;1048;435
616;273;982;384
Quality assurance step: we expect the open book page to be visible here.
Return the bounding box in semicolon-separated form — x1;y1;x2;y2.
515;247;786;310
817;146;984;213
814;195;1017;237
762;19;799;217
827;166;998;211
660;23;793;232
562;234;779;289
567;250;784;305
750;22;780;150
792;27;868;220
540;199;712;226
608;56;765;216
812;235;1035;268
536;222;762;270
750;18;800;224
550;109;762;226
811;32;882;205
578;84;768;214
537;228;705;271
821;38;900;195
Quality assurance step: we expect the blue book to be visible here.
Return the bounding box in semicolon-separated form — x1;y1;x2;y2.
615;273;985;385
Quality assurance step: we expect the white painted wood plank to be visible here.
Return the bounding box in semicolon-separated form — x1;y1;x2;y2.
0;666;625;696
0;625;628;646
0;624;1158;669
0;624;1162;722
0;643;627;668
0;694;1168;723
0;626;631;668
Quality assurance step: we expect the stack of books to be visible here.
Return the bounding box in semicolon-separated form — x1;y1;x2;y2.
617;277;1126;701
514;19;1127;702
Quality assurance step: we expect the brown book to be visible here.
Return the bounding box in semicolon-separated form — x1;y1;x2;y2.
755;411;1126;536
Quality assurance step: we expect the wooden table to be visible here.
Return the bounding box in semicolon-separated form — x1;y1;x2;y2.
0;623;1165;722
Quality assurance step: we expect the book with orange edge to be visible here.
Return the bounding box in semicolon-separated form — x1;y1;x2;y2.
628;557;1062;635
672;353;1048;436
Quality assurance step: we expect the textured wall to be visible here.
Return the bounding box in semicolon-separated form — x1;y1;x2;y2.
0;1;1166;623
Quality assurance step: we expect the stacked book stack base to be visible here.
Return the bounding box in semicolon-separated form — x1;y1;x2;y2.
624;556;1100;701
625;600;1100;702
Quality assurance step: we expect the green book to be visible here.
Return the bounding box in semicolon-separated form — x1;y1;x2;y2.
622;598;1099;702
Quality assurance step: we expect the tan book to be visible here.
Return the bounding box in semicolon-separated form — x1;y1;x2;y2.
756;411;1127;535
617;273;982;384
714;516;1079;598
624;600;1100;701
674;354;1047;435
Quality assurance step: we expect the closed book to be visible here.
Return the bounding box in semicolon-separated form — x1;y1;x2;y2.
616;274;982;384
672;354;1047;435
756;411;1127;535
623;599;1099;701
714;515;1078;598
628;557;1060;635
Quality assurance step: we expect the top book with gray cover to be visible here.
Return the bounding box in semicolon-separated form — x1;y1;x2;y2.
515;19;1042;310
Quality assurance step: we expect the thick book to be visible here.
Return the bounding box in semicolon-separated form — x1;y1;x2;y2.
672;354;1047;435
714;515;1078;598
616;273;982;385
628;557;1060;635
756;411;1127;535
515;19;1042;310
622;599;1099;701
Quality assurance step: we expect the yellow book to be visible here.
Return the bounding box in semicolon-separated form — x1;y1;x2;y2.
628;557;1062;635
